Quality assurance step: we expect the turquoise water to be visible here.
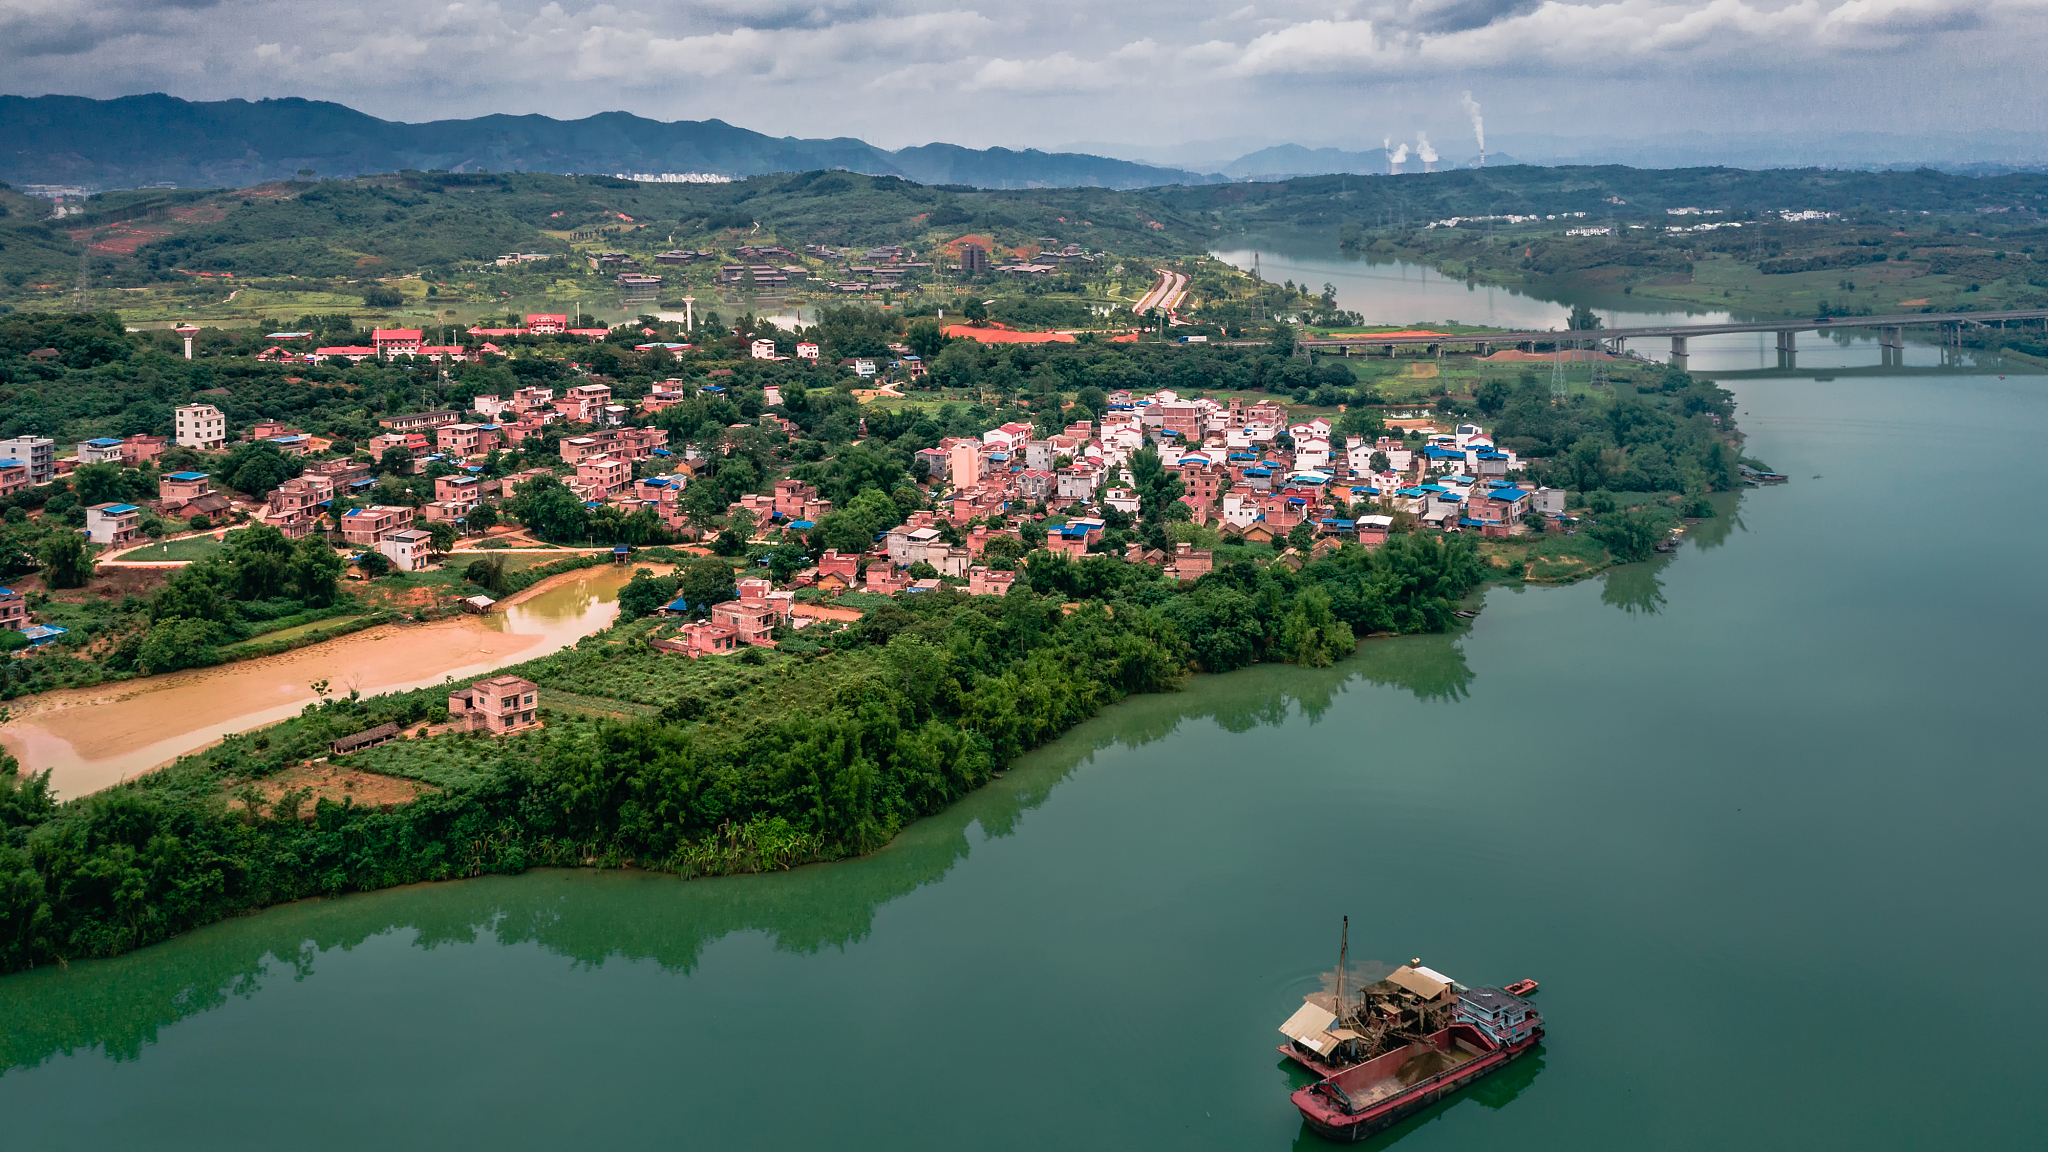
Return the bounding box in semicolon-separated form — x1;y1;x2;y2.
5;363;2047;1148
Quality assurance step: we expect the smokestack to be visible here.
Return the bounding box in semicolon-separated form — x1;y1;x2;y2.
1461;91;1486;168
1417;132;1438;173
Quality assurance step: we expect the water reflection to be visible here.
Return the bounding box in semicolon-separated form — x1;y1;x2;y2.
1600;562;1669;616
1286;1051;1547;1152
0;631;1479;1075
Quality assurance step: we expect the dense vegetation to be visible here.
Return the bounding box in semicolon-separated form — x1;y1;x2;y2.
0;533;1487;973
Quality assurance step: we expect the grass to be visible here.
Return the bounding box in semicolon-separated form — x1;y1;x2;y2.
224;615;367;648
119;536;224;562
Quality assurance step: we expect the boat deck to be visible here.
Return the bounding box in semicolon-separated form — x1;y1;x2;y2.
1335;1045;1480;1110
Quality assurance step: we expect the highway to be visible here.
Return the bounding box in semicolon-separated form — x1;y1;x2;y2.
1132;269;1188;315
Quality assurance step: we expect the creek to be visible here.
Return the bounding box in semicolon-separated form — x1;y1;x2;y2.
0;562;653;798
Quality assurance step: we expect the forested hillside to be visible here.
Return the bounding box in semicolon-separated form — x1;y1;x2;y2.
0;94;1218;192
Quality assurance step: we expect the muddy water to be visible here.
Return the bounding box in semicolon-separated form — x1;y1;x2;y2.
0;563;657;798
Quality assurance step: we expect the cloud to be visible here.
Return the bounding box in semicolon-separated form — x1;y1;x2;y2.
1212;0;2048;76
0;0;2042;157
965;51;1118;92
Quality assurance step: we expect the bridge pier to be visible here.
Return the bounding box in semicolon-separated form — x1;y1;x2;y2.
1383;344;1395;357
1879;326;1904;349
1776;330;1797;353
1669;335;1687;364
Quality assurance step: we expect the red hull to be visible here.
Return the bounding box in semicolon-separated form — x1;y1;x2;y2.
1291;1026;1542;1143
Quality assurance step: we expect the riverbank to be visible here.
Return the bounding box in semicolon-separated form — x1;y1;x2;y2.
0;562;655;797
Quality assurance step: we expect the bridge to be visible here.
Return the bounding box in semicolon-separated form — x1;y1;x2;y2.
1292;308;2048;365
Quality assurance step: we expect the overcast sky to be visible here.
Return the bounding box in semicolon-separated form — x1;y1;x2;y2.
5;0;2045;159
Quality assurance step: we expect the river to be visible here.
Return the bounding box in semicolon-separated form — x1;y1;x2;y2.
4;280;2047;1149
0;562;652;798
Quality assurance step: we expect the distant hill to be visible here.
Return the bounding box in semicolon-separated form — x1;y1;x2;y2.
0;94;1225;192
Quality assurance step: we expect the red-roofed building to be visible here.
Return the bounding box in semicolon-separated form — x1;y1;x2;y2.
526;314;568;334
372;328;423;357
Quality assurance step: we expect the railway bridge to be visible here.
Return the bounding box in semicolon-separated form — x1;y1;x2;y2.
1293;308;2048;365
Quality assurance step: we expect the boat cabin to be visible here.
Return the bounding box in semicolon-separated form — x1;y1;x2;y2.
1453;986;1539;1047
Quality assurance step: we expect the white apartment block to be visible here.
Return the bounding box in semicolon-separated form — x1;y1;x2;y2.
175;404;227;450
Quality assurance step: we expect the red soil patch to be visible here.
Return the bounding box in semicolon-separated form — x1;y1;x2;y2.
82;225;173;254
169;204;228;224
943;323;1075;344
234;762;438;817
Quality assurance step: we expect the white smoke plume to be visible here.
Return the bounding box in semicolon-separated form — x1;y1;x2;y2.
1416;131;1438;171
1460;91;1485;165
1387;140;1408;173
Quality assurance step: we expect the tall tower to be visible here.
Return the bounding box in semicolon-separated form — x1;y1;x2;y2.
175;323;200;360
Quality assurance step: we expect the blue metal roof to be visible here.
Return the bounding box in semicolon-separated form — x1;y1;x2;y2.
788;520;815;529
167;470;208;481
83;437;122;447
101;503;139;514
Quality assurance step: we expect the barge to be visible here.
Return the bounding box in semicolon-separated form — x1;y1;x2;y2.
1275;928;1542;1141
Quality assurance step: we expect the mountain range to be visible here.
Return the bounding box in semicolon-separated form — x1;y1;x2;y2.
0;94;1230;192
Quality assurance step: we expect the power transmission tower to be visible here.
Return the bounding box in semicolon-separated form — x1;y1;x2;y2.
1589;356;1608;389
1550;347;1567;398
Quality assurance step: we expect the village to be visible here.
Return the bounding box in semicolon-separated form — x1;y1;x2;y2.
0;308;1567;669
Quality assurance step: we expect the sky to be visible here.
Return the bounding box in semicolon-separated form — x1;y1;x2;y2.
4;0;2045;161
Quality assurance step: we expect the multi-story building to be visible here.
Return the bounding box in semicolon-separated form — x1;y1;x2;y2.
0;586;27;631
555;384;614;423
76;437;125;464
85;502;142;546
0;461;30;499
339;505;413;547
377;410;460;432
446;675;539;733
173;405;226;451
526;314;567;334
379;528;432;571
574;456;632;497
372;328;423;357
121;434;167;464
435;423;502;457
0;437;54;486
265;475;335;535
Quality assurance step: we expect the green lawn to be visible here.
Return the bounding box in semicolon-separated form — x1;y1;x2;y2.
222;615;368;649
120;536;223;562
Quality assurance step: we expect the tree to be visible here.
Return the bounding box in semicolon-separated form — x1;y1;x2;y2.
509;476;589;543
617;568;681;618
378;446;415;477
38;532;94;589
425;521;459;555
1566;303;1604;331
1591;509;1663;562
465;504;498;534
357;550;393;578
907;560;939;579
1128;447;1185;526
138;617;227;674
674;556;737;616
962;298;988;324
287;537;344;605
906;317;948;359
188;514;212;532
1280;586;1355;668
464;554;508;594
223;443;295;499
70;463;133;507
1287;521;1318;553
